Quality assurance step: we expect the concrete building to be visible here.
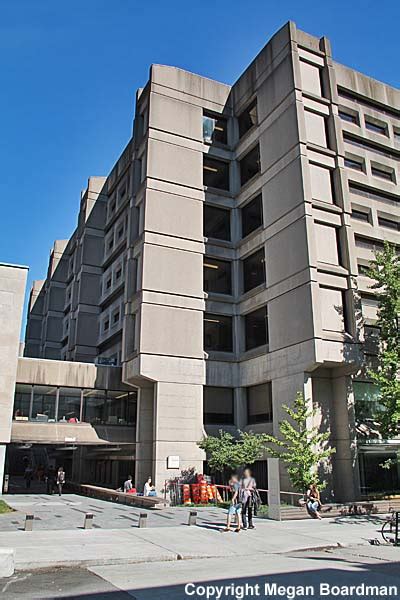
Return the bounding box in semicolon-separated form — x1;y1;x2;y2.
2;22;399;500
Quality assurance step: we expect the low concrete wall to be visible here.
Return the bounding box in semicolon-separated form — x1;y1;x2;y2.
69;483;169;509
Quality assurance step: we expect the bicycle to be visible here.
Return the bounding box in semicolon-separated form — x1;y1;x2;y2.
380;510;399;545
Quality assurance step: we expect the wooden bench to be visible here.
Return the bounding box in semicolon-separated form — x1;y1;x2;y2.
68;483;169;509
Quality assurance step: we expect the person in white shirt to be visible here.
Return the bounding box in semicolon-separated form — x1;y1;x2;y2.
143;476;155;496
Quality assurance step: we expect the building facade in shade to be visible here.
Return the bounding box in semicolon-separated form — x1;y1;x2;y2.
6;21;398;499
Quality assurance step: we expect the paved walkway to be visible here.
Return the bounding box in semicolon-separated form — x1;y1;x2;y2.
0;509;392;570
0;493;226;531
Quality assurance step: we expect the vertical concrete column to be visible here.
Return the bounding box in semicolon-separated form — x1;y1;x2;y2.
0;446;6;494
135;386;155;491
0;264;28;495
234;387;247;431
330;375;358;501
152;381;205;489
267;458;281;521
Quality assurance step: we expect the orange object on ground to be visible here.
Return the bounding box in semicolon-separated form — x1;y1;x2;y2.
191;483;200;504
206;484;214;500
182;484;191;504
200;482;208;504
215;486;223;503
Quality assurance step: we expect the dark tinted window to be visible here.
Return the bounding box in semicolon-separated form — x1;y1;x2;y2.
245;306;268;351
344;158;363;171
339;110;358;124
238;99;257;138
204;387;234;424
204;205;231;241
240;145;260;187
203;156;230;190
365;119;387;135
351;210;370;222
204;313;233;352
243;248;265;293
204;257;232;295
378;217;399;231
203;113;228;145
364;326;380;355
371;165;393;181
241;194;263;237
247;383;273;424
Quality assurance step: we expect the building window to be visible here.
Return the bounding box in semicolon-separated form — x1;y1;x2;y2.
32;386;57;421
204;257;232;295
104;391;137;426
344;157;364;171
13;384;32;419
247;383;273;424
104;319;110;332
241;194;263;238
203;156;230;190
339;110;358;125
238;99;257;138
378;216;399;231
204;313;233;352
364;325;380;355
371;164;394;182
107;238;114;251
83;389;106;424
113;311;120;324
116;267;122;280
245;306;268;351
106;278;112;290
240;145;260;187
204;387;234;425
351;209;370;222
204;204;231;241
58;388;82;422
365;118;387;136
203;112;228;145
243;248;265;293
394;128;400;142
117;226;124;239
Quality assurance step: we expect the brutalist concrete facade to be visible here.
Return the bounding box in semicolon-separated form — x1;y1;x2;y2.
21;22;399;499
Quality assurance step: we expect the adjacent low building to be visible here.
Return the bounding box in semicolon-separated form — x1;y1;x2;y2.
1;22;399;500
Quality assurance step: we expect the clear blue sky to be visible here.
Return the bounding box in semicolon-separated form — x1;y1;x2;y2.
1;0;399;332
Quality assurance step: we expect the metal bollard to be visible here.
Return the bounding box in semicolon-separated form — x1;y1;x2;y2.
84;513;94;529
188;510;197;526
25;514;34;531
3;474;9;494
138;513;148;528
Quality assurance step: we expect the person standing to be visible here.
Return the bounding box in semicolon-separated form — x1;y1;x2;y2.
56;467;66;497
240;468;257;530
223;474;242;533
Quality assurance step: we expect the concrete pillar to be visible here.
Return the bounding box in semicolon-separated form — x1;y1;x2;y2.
0;445;6;495
152;381;205;490
135;386;155;491
330;375;358;502
0;264;28;496
267;458;281;521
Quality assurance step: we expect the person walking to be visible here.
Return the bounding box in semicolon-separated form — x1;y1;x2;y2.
24;465;33;489
240;468;257;530
223;474;242;533
306;483;322;520
56;467;66;497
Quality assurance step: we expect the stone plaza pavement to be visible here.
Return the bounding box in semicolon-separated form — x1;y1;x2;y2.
0;492;395;571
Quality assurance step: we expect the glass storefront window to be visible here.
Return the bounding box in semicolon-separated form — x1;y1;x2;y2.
83;389;106;425
14;384;32;419
58;387;82;423
32;386;57;422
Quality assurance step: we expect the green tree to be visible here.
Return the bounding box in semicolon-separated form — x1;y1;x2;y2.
264;392;335;491
366;242;400;439
198;430;270;477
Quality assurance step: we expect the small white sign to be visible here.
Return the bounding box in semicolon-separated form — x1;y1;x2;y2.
167;455;180;469
65;437;76;443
